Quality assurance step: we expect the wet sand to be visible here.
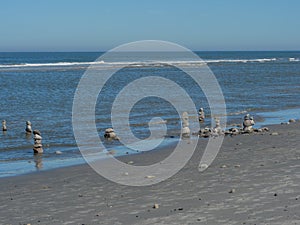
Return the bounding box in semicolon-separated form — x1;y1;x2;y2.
0;122;300;225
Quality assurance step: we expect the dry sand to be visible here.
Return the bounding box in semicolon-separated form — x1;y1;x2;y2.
0;122;300;225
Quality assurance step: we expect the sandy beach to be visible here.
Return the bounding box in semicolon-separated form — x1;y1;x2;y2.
1;0;300;224
0;122;300;225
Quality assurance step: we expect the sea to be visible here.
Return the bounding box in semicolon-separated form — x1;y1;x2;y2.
0;51;300;177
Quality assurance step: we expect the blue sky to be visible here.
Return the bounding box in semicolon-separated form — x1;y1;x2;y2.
0;0;300;51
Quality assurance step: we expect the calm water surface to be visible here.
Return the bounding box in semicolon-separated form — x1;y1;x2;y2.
0;51;299;177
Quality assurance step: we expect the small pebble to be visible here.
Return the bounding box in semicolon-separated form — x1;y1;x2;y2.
55;151;62;155
199;164;208;169
153;203;159;209
123;172;129;176
220;164;227;168
234;164;241;168
145;175;155;179
127;161;134;164
270;132;279;136
229;188;236;193
106;150;116;155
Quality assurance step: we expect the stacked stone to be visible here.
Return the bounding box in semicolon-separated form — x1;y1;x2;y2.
181;112;190;137
104;128;119;140
212;117;223;135
33;130;43;154
199;117;224;138
224;114;271;136
2;120;7;131
25;121;32;134
225;127;240;135
199;127;211;138
243;114;255;133
198;108;205;122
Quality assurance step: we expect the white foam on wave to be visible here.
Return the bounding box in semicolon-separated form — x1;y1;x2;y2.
0;60;105;68
227;110;248;116
0;58;280;69
205;58;277;64
289;57;300;62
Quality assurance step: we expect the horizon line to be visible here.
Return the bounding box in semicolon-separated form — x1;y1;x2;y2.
0;49;300;53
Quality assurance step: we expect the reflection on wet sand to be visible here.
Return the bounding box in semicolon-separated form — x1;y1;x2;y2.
34;154;43;169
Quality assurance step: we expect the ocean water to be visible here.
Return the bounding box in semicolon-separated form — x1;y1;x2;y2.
0;51;300;177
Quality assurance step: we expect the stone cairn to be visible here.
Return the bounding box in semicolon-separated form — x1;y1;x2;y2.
243;114;255;133
198;108;205;123
2;120;7;131
104;128;119;140
224;114;269;136
25;121;32;134
199;117;223;138
33;130;43;154
181;112;190;137
212;117;223;135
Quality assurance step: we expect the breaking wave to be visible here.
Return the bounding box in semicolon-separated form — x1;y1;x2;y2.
0;58;280;69
289;57;300;62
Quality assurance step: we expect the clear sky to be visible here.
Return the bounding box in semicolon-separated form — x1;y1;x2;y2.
0;0;300;51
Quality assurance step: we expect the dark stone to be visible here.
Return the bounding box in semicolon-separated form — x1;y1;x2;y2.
33;130;41;135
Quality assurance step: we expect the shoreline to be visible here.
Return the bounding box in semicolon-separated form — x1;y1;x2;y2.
0;109;299;179
0;122;299;224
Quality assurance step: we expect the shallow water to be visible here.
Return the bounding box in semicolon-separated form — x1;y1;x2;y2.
0;51;299;177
